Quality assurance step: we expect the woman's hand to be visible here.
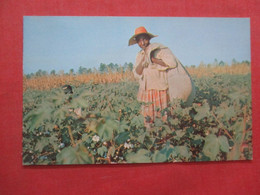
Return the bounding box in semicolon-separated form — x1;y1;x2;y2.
151;57;168;67
135;54;146;75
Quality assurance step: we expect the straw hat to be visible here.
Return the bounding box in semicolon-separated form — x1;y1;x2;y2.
128;26;157;46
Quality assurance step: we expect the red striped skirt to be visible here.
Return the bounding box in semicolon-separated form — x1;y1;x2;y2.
137;88;169;123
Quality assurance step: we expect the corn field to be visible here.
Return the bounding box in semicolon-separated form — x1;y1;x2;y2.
23;63;251;91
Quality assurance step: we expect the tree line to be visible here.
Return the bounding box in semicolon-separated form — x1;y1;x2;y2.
25;59;250;78
25;62;134;78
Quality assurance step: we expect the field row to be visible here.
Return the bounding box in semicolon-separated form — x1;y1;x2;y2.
23;74;252;164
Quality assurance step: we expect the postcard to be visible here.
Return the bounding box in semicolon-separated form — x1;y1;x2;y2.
23;16;252;165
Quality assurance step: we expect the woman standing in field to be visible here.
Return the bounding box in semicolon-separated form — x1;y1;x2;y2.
129;26;194;127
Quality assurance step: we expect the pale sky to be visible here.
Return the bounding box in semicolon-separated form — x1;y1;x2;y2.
23;16;251;74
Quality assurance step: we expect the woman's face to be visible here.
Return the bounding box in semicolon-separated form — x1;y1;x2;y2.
136;34;150;50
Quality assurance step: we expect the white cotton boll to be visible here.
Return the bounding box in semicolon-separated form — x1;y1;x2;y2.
92;135;100;142
124;142;133;149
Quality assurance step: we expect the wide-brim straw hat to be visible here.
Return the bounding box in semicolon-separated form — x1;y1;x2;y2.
128;26;157;46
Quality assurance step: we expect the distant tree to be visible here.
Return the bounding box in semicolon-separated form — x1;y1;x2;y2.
114;63;119;72
123;62;128;71
127;62;133;71
232;58;237;65
35;69;43;77
213;58;218;66
123;62;133;71
42;70;48;76
86;68;92;74
99;63;108;73
218;61;225;66
107;63;114;71
25;73;34;79
242;60;250;65
35;69;48;76
69;69;74;75
78;66;83;74
50;70;56;75
78;66;88;74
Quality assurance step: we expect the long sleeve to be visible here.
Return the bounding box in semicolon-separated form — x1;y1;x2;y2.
133;50;149;78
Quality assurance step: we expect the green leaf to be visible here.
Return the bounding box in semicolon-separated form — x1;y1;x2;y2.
81;133;91;143
169;118;179;126
97;146;108;156
118;121;129;133
24;106;53;132
35;137;49;152
49;90;66;106
175;130;185;140
115;131;130;145
162;142;175;159
131;115;144;128
163;125;172;134
53;107;67;121
97;119;118;141
137;132;146;143
192;139;203;146
49;134;59;151
145;137;156;150
126;149;152;163
202;134;220;161
152;142;174;162
175;146;192;159
218;136;229;153
70;91;93;108
231;119;244;143
152;150;167;163
56;144;94;164
224;106;236;119
154;118;164;127
194;101;210;121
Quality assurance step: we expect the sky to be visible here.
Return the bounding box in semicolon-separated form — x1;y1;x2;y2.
23;16;251;74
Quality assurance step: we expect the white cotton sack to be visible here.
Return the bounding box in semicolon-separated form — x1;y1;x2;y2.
167;63;196;106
